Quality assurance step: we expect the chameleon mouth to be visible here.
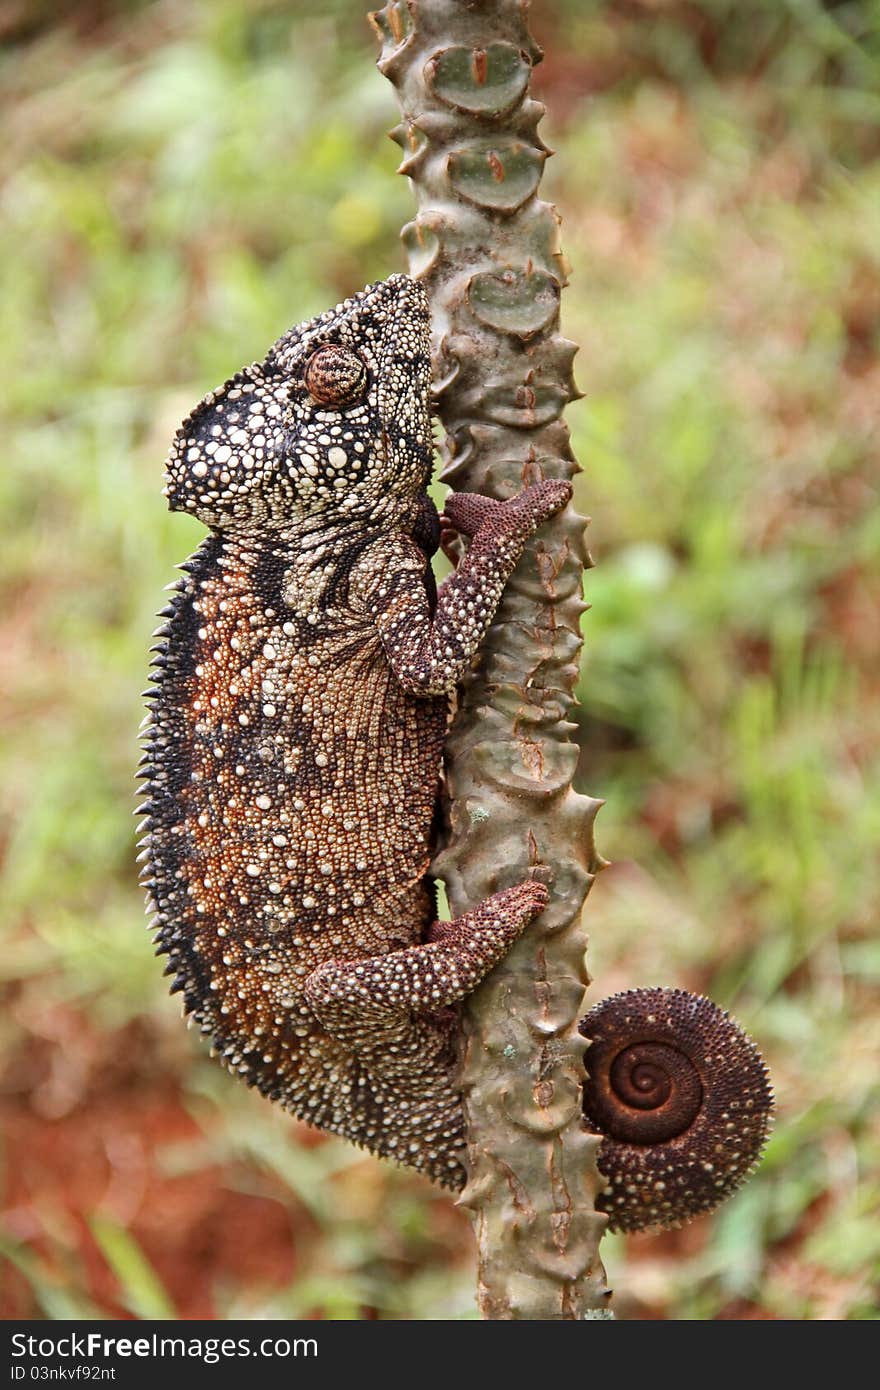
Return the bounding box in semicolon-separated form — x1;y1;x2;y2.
162;442;189;513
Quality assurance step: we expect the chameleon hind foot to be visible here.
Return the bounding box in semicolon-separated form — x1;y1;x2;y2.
303;879;549;1043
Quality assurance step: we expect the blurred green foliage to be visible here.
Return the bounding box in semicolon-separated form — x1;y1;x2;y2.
1;0;878;1320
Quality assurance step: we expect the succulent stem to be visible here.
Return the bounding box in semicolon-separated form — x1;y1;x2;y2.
371;0;611;1318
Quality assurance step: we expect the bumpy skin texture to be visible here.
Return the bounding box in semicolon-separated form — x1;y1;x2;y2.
140;274;570;1187
580;988;774;1233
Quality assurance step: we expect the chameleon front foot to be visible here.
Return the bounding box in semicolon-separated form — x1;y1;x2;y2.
441;479;572;541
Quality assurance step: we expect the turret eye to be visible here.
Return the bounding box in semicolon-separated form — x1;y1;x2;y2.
304;345;368;407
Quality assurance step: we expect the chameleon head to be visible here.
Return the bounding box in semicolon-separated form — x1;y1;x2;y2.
164;273;433;530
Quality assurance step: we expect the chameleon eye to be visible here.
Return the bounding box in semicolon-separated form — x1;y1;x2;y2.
304;345;368;407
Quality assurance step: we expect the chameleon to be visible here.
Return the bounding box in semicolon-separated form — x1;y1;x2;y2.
139;273;772;1232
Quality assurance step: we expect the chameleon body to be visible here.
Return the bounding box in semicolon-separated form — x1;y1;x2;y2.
141;274;568;1189
140;274;772;1229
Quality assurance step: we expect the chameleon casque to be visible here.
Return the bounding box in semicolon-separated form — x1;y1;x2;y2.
140;273;772;1232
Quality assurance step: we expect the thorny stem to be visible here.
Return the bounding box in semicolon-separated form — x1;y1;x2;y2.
371;0;612;1318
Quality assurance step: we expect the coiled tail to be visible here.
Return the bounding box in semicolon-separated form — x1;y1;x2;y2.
580;988;773;1233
